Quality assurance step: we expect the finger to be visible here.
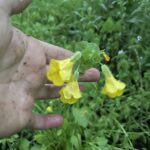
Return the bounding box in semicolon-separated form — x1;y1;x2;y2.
79;68;100;82
36;84;62;99
28;114;63;129
40;41;72;63
36;84;84;100
11;0;32;15
46;67;100;83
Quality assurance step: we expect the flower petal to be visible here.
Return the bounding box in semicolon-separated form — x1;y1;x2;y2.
59;81;82;104
47;58;74;86
101;75;126;98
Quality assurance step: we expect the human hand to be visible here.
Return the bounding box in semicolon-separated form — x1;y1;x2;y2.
0;0;100;138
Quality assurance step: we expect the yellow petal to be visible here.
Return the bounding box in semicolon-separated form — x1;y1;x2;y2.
60;96;78;104
101;76;126;98
47;58;74;86
46;106;53;113
116;90;124;97
59;59;74;81
47;59;59;80
71;82;82;99
60;86;72;99
102;52;110;62
59;81;82;104
47;71;64;86
67;98;79;104
115;80;126;90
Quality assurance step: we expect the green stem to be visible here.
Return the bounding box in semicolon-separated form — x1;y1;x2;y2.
71;51;82;62
133;49;143;91
73;69;79;81
114;119;134;149
101;64;112;77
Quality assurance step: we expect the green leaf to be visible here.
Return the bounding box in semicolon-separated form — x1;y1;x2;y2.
18;138;30;150
102;17;115;33
72;108;89;128
74;41;101;71
31;145;42;150
70;135;79;149
96;137;108;147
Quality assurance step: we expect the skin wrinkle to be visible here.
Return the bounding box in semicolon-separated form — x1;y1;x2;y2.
4;28;27;66
0;28;26;70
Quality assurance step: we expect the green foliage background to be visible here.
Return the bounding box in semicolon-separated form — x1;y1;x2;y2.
0;0;150;149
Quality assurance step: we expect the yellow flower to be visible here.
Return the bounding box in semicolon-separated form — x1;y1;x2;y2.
47;51;81;86
101;65;126;98
59;81;82;104
47;58;74;86
102;51;110;62
46;106;53;113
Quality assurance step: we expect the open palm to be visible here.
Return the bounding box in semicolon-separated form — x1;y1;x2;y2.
0;0;100;137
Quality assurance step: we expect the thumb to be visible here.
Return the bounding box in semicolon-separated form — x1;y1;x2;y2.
27;114;64;130
11;0;32;15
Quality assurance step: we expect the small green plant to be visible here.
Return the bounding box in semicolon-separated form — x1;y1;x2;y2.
0;0;149;149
